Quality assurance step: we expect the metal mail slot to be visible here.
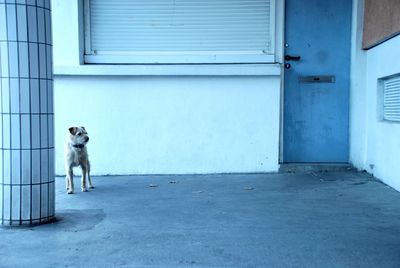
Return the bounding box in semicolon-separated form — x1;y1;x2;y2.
299;75;335;83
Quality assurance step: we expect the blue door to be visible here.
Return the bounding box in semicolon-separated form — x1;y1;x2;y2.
283;0;352;163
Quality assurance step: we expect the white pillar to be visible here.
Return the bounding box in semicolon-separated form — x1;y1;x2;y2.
0;0;54;225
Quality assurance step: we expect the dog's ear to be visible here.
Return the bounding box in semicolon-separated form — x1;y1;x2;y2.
69;127;77;135
80;126;86;130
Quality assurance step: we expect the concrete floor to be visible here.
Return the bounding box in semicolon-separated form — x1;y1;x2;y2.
1;171;400;267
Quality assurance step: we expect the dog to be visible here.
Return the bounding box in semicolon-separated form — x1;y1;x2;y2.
65;126;93;194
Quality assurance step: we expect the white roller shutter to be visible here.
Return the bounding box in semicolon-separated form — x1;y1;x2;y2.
84;0;275;63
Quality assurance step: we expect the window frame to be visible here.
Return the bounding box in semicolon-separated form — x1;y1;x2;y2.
83;0;277;64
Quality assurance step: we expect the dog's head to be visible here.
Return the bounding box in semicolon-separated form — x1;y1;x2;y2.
68;126;89;147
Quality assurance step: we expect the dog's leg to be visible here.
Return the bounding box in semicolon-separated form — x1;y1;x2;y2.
87;161;94;189
81;166;88;192
65;175;69;190
67;167;74;194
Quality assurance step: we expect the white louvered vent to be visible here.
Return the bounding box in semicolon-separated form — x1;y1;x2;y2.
84;0;275;64
383;76;400;122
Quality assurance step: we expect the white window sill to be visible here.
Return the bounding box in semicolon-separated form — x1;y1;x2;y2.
53;64;282;76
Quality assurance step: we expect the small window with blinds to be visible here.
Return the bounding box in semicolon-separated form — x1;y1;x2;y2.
84;0;276;64
382;76;400;122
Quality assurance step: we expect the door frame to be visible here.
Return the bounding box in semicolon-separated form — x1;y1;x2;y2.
278;0;286;164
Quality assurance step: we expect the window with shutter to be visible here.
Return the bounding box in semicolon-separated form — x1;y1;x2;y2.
84;0;276;64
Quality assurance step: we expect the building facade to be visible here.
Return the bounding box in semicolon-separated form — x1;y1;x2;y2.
51;0;400;192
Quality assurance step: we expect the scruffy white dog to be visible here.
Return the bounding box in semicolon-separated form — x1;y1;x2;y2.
65;126;93;194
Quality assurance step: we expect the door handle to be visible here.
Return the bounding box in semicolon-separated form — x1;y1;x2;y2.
285;55;301;61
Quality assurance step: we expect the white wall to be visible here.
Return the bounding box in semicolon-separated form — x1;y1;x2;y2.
54;76;281;175
351;0;400;190
52;0;282;175
350;0;368;170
